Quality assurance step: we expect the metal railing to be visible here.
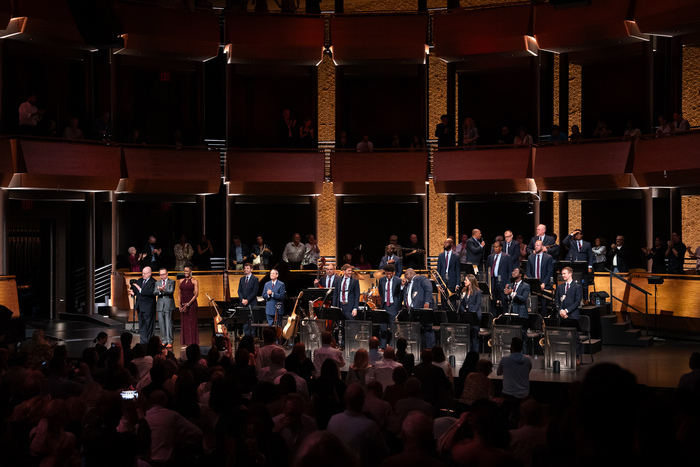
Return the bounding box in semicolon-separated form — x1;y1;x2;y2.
608;269;652;335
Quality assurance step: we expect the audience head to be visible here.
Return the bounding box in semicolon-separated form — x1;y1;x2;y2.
463;351;480;374
270;347;286;366
351;348;369;370
120;332;133;348
510;337;524;354
291;342;307;361
293;431;359;467
146;336;163;357
392;366;409;384
185;344;201;363
431;346;446;364
405;377;422;397
383;346;396;361
396;337;408;354
476;359;493;376
366;381;383;399
263;326;277;345
401;411;435;451
344;382;366;412
369;336;379;350
689;352;700;371
320;358;340;380
420;348;433;363
93;331;108;345
321;331;333;346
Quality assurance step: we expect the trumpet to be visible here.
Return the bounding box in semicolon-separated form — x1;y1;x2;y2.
430;268;457;313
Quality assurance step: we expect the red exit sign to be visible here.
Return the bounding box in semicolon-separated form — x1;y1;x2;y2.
160;72;170;82
22;200;33;210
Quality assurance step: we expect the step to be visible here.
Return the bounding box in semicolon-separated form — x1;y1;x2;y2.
637;336;654;347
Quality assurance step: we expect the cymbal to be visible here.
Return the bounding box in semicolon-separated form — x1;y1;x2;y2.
373;269;385;279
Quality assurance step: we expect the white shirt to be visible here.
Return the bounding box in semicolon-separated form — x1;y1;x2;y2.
19;101;40;126
282;242;306;263
510;281;522;298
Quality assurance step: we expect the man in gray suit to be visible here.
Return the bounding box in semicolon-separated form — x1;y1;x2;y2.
155;267;176;348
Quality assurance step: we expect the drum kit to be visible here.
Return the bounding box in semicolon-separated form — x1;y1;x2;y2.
358;269;386;312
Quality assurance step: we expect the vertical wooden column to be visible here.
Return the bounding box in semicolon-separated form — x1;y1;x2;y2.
226;63;235;146
559;53;569;133
110;53;119;141
670;188;682;238
196;61;206;143
0;189;7;276
446;63;456;139
446;195;456;240
558;192;569;244
643;41;655;132
533;195;540;230
85;193;96;314
531;54;541;141
644;189;653;272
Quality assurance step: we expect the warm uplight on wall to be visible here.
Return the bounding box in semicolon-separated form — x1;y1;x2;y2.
0;17;26;39
624;20;650;41
525;35;539;56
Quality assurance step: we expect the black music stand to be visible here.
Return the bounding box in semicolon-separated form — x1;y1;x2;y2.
367;310;391;324
302;288;329;304
408;308;435;325
495;313;529;330
544;317;580;331
557;261;588;283
464;264;477;276
316;306;344;322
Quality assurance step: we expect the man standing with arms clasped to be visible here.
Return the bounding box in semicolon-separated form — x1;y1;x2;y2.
155;268;175;349
129;266;157;344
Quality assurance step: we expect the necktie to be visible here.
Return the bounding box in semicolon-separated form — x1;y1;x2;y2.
578;241;581;252
507;242;510;252
445;252;450;280
342;279;347;302
246;276;249;284
162;280;165;288
326;277;331;288
536;255;541;280
386;279;391;305
565;282;570;294
492;255;498;277
407;281;413;307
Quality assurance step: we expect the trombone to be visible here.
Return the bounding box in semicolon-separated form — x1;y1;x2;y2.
430;268;458;313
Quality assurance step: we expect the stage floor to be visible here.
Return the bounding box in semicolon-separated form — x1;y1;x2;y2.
25;319;697;389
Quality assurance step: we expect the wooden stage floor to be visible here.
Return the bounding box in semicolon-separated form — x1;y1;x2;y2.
27;320;697;390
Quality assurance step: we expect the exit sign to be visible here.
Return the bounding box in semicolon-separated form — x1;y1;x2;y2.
160;72;170;82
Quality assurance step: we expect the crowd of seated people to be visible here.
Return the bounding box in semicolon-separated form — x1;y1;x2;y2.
2;326;699;467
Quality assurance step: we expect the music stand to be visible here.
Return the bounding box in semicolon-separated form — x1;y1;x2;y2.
301;288;329;304
464;264;477;276
409;308;435;325
544;317;580;331
316;306;344;322
367;310;391;325
495;313;529;330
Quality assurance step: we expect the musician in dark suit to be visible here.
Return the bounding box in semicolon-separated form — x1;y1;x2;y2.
459;274;482;352
554;267;582;320
263;269;286;326
562;229;594;299
503;230;519;259
437;237;461;311
378;264;402;348
527;240;555;315
402;268;435;348
238;263;259;335
487;241;513;314
129;266;157;344
336;264;360;348
378;244;403;277
314;262;341;301
526;224;560;259
608;235;633;273
504;267;530;318
466;229;486;268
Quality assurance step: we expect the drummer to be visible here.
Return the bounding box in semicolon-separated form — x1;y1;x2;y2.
378;264;402;348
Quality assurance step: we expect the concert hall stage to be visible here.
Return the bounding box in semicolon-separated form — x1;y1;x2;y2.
22;314;695;391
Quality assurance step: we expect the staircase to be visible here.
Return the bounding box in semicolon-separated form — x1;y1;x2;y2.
601;314;654;347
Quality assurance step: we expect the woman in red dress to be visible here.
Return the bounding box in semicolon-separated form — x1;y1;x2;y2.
179;263;199;346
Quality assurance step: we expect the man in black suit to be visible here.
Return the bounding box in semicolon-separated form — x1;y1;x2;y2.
336;263;360;348
527;224;560;259
527;240;555;316
238;263;259;336
562;229;594;299
402;268;435;349
554;267;582;320
504;267;530;318
503;230;519;259
315;262;341;301
466;229;486;269
140;235;162;270
129;266;157;344
487;241;513;314
378;264;402;348
608;235;632;273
